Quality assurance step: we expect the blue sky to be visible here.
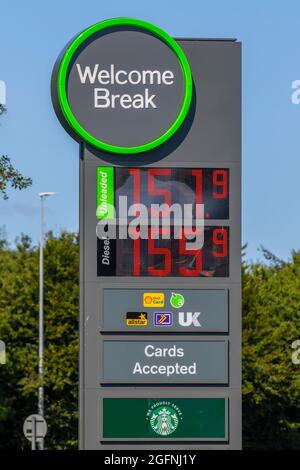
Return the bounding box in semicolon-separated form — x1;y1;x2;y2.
0;0;299;261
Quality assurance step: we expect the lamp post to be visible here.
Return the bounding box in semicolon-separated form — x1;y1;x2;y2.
38;192;56;450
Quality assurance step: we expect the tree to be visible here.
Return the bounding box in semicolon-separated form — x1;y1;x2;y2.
242;250;300;449
0;108;32;199
1;231;300;449
0;231;79;449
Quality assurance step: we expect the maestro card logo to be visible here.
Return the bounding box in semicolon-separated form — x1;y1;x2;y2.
52;18;192;154
143;293;164;308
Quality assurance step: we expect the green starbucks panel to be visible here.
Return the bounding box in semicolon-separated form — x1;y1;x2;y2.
103;398;227;440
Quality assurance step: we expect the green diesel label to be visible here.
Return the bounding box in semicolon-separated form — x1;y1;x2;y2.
103;398;226;439
96;167;114;219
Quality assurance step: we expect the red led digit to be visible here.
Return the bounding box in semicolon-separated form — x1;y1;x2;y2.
147;227;171;276
192;170;203;204
212;228;228;257
178;227;202;276
148;169;171;216
192;169;203;218
128;226;141;276
129;168;141;216
212;169;228;199
133;236;141;276
128;169;141;275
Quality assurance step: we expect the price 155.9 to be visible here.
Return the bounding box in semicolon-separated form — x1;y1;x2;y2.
97;226;229;277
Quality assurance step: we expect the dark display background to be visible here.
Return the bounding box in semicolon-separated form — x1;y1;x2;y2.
115;168;229;220
97;226;229;277
97;167;230;277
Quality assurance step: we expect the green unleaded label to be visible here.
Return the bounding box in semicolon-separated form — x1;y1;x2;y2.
103;398;226;439
96;167;114;219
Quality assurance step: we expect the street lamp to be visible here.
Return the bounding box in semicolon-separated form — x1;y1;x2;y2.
38;192;56;450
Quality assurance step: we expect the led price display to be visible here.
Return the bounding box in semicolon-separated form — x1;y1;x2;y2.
115;168;229;220
98;226;229;277
97;167;230;277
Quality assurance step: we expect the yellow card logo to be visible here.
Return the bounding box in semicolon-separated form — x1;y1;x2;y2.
143;293;164;308
126;312;148;326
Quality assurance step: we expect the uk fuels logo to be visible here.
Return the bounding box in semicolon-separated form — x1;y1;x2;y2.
178;312;201;327
143;293;164;308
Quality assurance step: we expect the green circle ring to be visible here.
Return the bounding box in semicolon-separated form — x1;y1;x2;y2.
57;18;193;154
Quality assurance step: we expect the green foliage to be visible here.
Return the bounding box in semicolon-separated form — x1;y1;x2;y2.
0;108;32;198
0;232;79;450
0;226;8;251
0;155;32;199
0;232;300;449
242;250;300;449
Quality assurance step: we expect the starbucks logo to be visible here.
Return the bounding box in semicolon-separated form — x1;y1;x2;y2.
149;405;180;436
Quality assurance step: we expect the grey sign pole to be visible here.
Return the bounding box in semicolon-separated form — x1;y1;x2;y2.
32;415;36;451
79;38;241;450
38;194;44;435
38;192;56;450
